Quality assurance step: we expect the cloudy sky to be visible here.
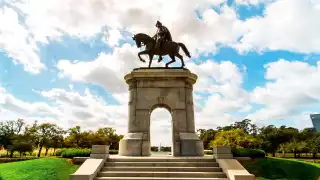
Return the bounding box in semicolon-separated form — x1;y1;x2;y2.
1;0;320;146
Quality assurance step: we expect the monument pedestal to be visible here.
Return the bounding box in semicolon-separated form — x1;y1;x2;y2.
119;133;150;156
119;68;204;157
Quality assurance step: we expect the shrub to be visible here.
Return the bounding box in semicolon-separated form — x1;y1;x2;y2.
204;150;213;155
232;148;266;158
0;157;39;163
109;149;118;154
55;149;67;156
61;148;91;158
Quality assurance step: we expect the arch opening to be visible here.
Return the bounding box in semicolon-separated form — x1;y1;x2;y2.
150;107;173;156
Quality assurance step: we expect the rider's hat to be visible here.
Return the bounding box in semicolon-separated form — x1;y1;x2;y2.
156;21;162;27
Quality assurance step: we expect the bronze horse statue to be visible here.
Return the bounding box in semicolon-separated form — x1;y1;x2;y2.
132;33;191;68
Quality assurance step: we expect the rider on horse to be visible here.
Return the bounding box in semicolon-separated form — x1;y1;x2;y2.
153;21;172;61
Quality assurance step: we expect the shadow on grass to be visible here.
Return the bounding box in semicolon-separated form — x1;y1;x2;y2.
241;157;320;180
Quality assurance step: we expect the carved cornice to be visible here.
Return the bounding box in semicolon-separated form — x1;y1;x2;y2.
124;68;198;85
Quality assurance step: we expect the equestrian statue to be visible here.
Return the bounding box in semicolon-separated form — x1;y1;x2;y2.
132;21;191;68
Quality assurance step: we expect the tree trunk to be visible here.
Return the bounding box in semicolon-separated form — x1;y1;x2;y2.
10;151;14;158
294;151;297;158
272;152;276;157
53;148;56;156
45;148;49;156
37;144;43;158
312;153;317;159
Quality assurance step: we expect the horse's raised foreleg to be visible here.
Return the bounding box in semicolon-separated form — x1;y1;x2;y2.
138;50;149;63
166;54;176;68
175;53;185;68
148;54;154;68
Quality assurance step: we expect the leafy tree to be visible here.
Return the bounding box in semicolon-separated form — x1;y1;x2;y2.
0;119;25;157
197;129;217;150
67;126;82;147
44;126;65;156
307;135;320;158
210;129;259;149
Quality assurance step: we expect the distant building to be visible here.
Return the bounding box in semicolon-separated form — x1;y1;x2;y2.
310;114;320;132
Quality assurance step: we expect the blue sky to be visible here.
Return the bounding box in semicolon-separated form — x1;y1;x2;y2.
1;0;320;146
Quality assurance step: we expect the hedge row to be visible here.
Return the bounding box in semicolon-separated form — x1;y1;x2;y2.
204;148;266;158
231;148;266;158
55;148;119;158
0;157;39;163
54;148;265;158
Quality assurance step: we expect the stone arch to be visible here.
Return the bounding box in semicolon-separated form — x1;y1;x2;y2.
149;103;172;115
149;105;173;153
119;68;204;157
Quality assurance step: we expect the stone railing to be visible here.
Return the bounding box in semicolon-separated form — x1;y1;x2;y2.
70;145;109;180
213;146;255;180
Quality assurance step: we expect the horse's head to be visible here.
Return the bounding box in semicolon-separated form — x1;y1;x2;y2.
132;34;142;48
132;33;152;48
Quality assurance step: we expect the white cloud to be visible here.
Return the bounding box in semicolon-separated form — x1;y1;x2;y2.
234;0;320;53
7;0;243;57
0;7;44;73
186;60;251;128
0;87;58;116
57;43;144;93
248;59;320;122
235;0;273;5
0;85;131;133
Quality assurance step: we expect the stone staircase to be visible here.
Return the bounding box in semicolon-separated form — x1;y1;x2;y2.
94;157;229;180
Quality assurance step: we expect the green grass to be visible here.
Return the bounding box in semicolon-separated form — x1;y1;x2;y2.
0;157;79;180
241;157;320;180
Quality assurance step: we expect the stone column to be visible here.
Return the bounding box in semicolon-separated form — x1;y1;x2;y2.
185;84;196;132
128;80;137;133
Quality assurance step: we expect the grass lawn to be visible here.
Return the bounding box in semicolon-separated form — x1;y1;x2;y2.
0;157;79;180
241;157;320;180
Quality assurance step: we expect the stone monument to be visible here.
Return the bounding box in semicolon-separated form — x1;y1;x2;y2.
119;67;204;156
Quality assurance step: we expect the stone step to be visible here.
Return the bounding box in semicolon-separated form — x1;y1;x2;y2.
97;171;227;178
105;162;220;167
102;167;223;172
94;177;229;180
107;158;215;162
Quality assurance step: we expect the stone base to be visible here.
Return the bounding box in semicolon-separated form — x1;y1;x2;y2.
179;133;204;156
119;132;204;157
90;145;110;159
119;133;151;156
90;154;109;159
213;146;233;159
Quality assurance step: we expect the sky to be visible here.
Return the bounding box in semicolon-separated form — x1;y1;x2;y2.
1;0;320;146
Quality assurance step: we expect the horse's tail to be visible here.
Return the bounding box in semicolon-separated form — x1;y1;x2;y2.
178;43;191;58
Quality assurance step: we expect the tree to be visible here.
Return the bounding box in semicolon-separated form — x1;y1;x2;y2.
307;135;320;158
67;126;82;147
12;135;33;157
259;125;280;157
31;123;57;157
209;129;259;149
44;126;65;156
0;119;25;157
197;129;217;150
